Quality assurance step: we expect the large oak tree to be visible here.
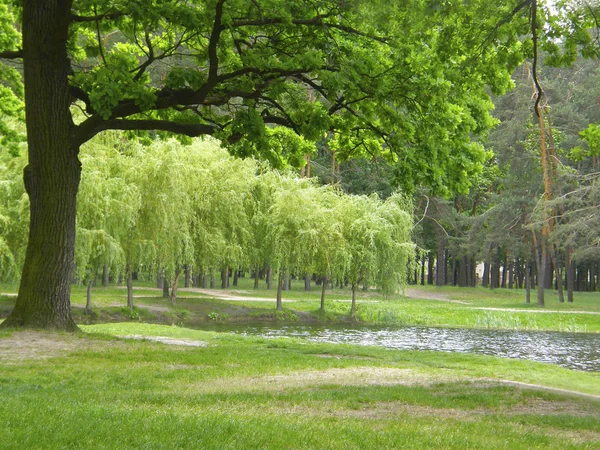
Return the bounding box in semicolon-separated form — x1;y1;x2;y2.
0;0;536;329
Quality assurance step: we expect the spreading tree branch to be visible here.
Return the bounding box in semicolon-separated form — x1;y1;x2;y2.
0;49;23;59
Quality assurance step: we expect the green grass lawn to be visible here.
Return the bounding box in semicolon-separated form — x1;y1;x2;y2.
1;323;599;449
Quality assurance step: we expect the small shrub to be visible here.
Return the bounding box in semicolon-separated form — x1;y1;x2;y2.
207;311;229;322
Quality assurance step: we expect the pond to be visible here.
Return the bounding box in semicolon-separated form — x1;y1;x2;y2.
203;324;600;372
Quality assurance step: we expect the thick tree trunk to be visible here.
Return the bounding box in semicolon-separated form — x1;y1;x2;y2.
232;269;239;287
1;0;80;331
304;274;311;292
162;278;170;298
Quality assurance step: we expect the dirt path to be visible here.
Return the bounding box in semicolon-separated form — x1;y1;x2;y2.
181;287;283;302
402;288;469;304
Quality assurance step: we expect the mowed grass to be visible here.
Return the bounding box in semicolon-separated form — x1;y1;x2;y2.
1;323;599;449
1;278;600;332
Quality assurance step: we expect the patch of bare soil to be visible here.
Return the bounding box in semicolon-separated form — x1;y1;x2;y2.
189;367;461;394
181;287;276;302
0;331;120;363
117;335;209;347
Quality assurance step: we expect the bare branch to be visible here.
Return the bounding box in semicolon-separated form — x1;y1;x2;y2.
71;12;124;22
208;0;226;81
229;16;389;43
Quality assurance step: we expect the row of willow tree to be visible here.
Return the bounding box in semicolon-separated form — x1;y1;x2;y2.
0;133;414;313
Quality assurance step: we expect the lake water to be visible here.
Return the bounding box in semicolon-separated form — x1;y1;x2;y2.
204;324;600;372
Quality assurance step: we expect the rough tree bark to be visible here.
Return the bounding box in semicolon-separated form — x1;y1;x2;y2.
1;0;80;330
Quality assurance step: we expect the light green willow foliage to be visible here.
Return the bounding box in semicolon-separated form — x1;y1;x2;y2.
5;133;414;296
0;147;28;281
76;135;140;284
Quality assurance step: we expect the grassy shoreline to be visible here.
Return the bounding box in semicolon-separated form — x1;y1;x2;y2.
2;280;600;333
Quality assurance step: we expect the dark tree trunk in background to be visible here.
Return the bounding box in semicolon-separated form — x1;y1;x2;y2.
482;262;490;288
320;276;327;312
525;259;531;304
435;228;445;286
458;257;467;287
233;269;239;287
221;267;228;289
162;279;169;298
551;248;564;303
254;266;260;289
427;253;434;285
451;257;457;286
350;283;357;320
490;264;500;289
537;246;548;307
127;269;134;310
304;274;311;292
565;249;574;302
1;0;80;330
184;265;191;288
266;266;272;290
276;269;284;311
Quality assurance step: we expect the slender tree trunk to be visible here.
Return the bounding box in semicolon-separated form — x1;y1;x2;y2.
162;278;169;298
1;0;79;330
254;266;260;289
127;269;134;310
170;269;182;305
86;279;94;313
233;268;239;287
266;266;272;290
351;283;357;320
427;253;434;285
157;269;164;289
184;264;191;288
276;269;284;311
320;276;327;312
550;246;564;303
525;259;531;304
